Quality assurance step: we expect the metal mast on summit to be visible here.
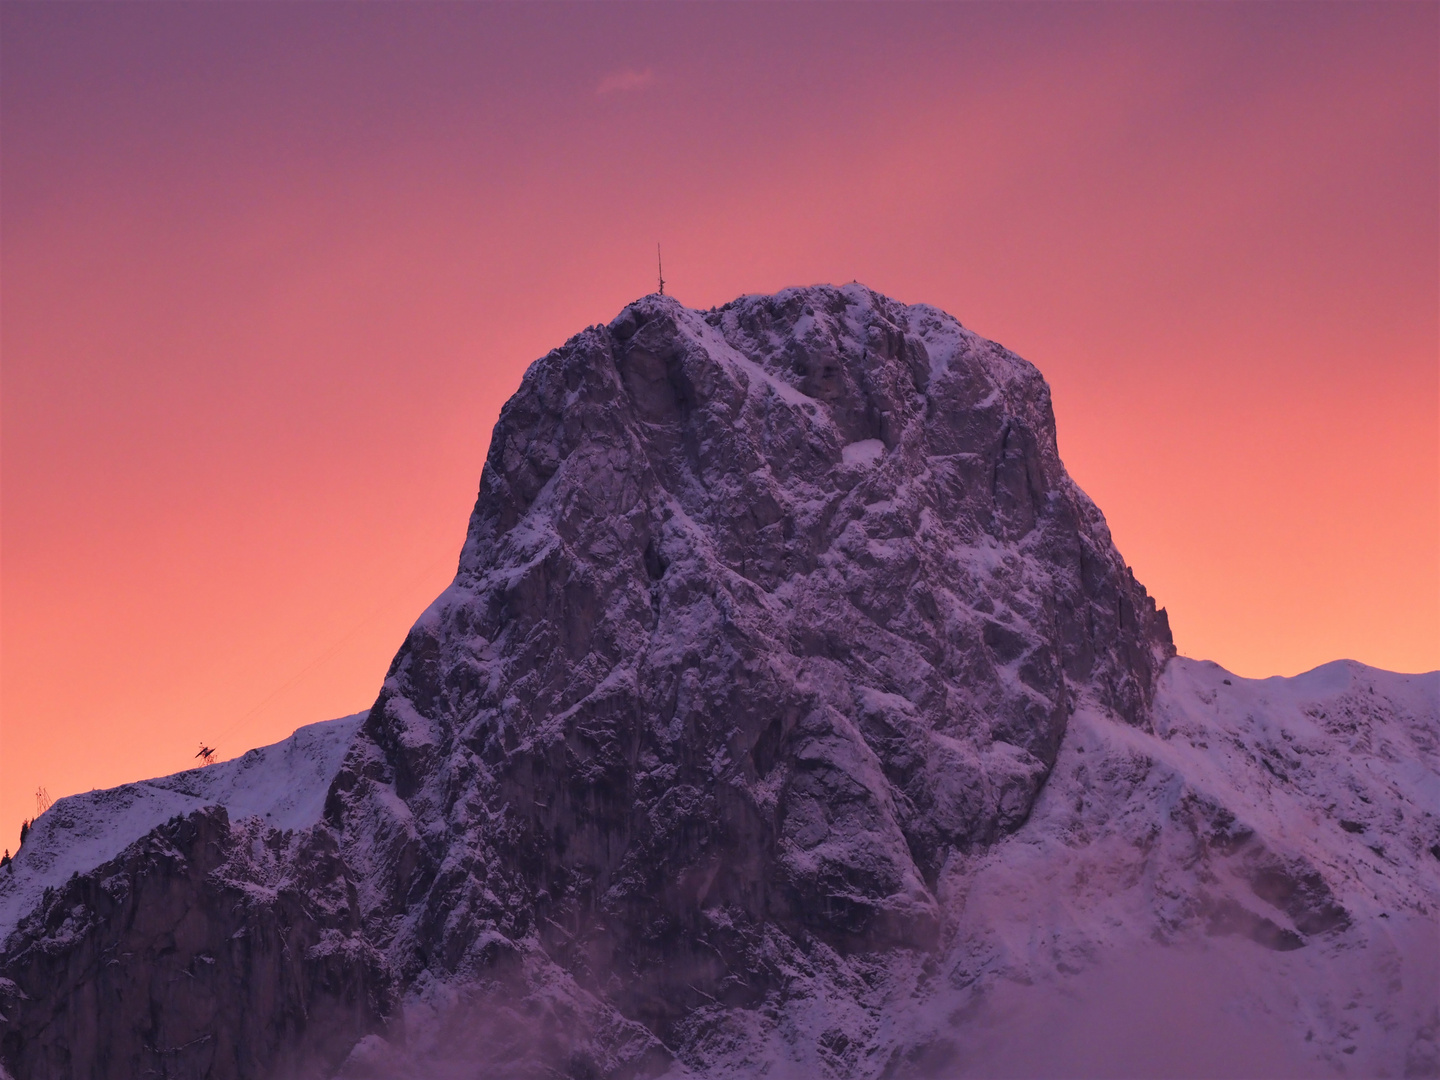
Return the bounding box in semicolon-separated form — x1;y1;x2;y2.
657;244;665;296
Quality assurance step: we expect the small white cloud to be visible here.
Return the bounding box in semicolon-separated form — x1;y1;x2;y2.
596;68;655;96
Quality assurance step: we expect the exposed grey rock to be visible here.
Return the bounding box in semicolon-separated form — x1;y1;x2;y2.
328;285;1172;1040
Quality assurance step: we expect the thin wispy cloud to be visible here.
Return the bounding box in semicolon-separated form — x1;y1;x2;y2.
596;68;655;95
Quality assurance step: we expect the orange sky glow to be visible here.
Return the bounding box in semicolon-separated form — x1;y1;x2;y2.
2;3;1436;841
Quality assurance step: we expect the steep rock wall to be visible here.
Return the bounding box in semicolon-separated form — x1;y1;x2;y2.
327;286;1173;1037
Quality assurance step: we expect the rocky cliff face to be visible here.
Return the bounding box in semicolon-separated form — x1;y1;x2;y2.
0;807;389;1079
326;285;1173;1044
38;285;1440;1080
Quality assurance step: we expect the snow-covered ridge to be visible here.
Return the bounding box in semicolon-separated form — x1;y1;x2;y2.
974;655;1440;960
0;712;364;946
681;656;1439;1078
1150;657;1440;913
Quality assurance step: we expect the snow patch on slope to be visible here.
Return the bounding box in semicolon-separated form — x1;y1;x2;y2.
841;439;885;466
0;713;364;946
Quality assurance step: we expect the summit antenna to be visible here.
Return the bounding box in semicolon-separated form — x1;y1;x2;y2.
657;243;665;296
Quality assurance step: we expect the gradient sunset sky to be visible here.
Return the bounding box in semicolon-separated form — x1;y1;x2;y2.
2;2;1436;840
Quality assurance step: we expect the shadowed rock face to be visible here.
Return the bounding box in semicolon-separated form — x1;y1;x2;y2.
329;286;1172;1036
0;808;390;1080
0;286;1174;1077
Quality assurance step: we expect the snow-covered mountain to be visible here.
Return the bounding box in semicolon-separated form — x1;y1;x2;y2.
1;287;1434;1080
0;715;364;950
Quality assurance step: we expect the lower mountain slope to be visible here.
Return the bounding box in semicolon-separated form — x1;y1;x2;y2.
2;660;1432;1078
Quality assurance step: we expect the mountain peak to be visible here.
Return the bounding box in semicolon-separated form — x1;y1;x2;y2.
2;288;1430;1080
353;281;1174;1028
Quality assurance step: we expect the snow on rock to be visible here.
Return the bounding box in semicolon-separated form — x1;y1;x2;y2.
840;439;885;467
0;712;364;947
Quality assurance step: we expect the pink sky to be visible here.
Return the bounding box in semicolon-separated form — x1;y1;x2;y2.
2;3;1436;840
